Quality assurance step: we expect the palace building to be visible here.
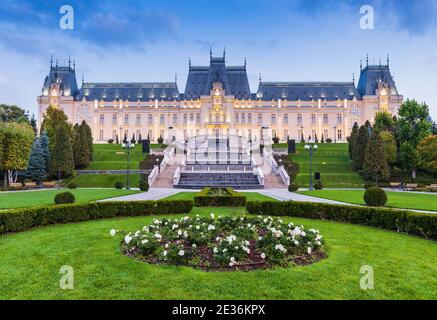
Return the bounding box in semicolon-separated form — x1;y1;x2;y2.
37;51;402;143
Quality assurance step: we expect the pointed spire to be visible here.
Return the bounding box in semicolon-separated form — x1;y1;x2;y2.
209;47;212;59
366;54;369;67
73;60;76;70
259;73;262;83
188;57;191;68
50;55;53;69
68;55;71;68
352;72;355;84
175;73;177;84
223;47;226;59
56;58;58;68
360;59;362;71
379;59;382;67
387;53;390;67
244;57;247;68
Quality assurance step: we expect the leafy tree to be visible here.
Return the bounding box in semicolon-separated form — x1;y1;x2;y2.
348;122;359;160
26;137;48;182
73;123;90;169
41;106;74;178
81;121;93;161
363;132;390;183
398;142;420;179
374;111;395;133
352;125;370;170
0;104;29;123
379;131;397;165
397;99;432;148
417;135;437;174
432;121;437;135
0;122;34;186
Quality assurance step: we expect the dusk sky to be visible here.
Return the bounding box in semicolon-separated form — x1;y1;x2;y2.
0;0;436;119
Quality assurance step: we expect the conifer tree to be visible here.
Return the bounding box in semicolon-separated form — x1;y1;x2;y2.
363;132;390;183
26;137;47;182
348;122;359;160
353;125;370;170
81;120;94;161
73;123;90;169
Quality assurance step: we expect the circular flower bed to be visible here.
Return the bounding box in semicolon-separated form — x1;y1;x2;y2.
112;214;325;271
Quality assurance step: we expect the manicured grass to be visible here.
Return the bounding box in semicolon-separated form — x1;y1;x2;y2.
162;191;277;202
290;143;365;188
299;190;437;212
0;207;435;299
0;188;140;210
66;174;140;188
87;144;146;170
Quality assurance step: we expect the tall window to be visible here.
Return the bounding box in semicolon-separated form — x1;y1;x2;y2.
148;114;153;124
297;114;302;125
173;114;178;125
196;113;200;123
337;114;342;123
323;113;328;123
235;113;240;123
323;129;328;139
311;114;316;124
99;114;104;125
124;114;129;125
99;129;103;140
160;114;165;124
112;130;117;140
283;129;288;140
337;129;342;140
257;113;263;124
241;113;246;124
271;114;276;125
283;114;288;124
189;113;194;122
112;114;117;125
183;114;188;124
136;114;141;125
248;113;252;124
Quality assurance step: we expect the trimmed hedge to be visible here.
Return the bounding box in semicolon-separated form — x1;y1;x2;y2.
194;187;246;207
246;201;437;240
0;200;193;235
364;187;387;207
54;192;75;204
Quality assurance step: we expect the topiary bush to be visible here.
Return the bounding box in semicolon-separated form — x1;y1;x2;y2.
114;181;124;189
194;188;246;207
67;182;77;189
363;187;387;207
314;180;323;190
54;191;76;205
288;182;299;192
139;178;149;192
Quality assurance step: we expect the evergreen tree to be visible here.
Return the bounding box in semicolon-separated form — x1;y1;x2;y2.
39;130;50;173
353;125;370;170
321;134;324;143
131;133;136;143
379;131;397;165
26;138;47;182
138;133;142;143
363;132;390;183
30;114;38;135
73;123;90;169
123;132;128;143
81;121;93;161
348;122;359;160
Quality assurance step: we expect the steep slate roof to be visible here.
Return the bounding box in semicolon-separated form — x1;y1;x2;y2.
184;55;251;100
76;82;180;101
357;64;398;96
42;66;79;97
256;82;360;101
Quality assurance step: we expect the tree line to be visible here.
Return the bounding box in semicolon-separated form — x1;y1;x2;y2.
348;99;436;184
0;104;93;186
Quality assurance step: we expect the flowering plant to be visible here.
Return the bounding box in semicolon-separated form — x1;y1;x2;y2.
115;214;324;270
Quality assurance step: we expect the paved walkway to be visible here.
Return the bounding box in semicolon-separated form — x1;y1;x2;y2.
100;187;436;214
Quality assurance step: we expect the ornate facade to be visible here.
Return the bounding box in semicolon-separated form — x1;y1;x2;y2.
37;52;402;143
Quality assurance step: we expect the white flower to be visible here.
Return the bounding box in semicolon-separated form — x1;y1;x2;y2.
177;230;182;236
275;244;287;253
154;233;162;239
301;231;306;237
307;247;312;254
230;257;235;262
109;229;117;236
261;253;266;259
141;239;149;244
178;250;185;256
213;247;218;253
317;241;322;246
210;213;215;219
124;234;132;244
294;240;299;246
192;244;197;248
207;224;215;231
246;248;250;254
172;224;179;230
165;243;169;248
195;225;200;230
163;250;168;256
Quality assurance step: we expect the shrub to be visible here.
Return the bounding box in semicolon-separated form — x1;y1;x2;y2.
0;200;193;235
272;136;279;144
314;180;323;190
326;138;333;143
364;187;387;207
288;183;299;192
139;178;149;192
114;181;124;189
67;182;77;189
245;201;437;240
157;135;164;144
194;188;246;207
107;139;114;144
54;192;75;204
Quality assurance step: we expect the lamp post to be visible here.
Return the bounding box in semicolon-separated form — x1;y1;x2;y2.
304;140;318;191
156;157;160;173
333;125;337;144
124;141;134;190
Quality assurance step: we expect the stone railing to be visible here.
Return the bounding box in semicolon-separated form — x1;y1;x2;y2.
278;165;290;186
173;166;181;185
255;167;265;186
148;166;159;186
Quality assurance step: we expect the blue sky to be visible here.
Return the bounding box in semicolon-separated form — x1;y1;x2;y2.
0;0;436;119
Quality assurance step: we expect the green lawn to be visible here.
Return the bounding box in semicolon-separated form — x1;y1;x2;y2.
289;143;365;188
87;144;146;170
0;207;435;299
66;174;140;188
299;190;437;212
162;192;277;202
0;188;139;210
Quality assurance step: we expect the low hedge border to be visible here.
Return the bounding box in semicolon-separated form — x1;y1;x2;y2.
194;187;247;207
0;200;193;235
246;201;437;240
